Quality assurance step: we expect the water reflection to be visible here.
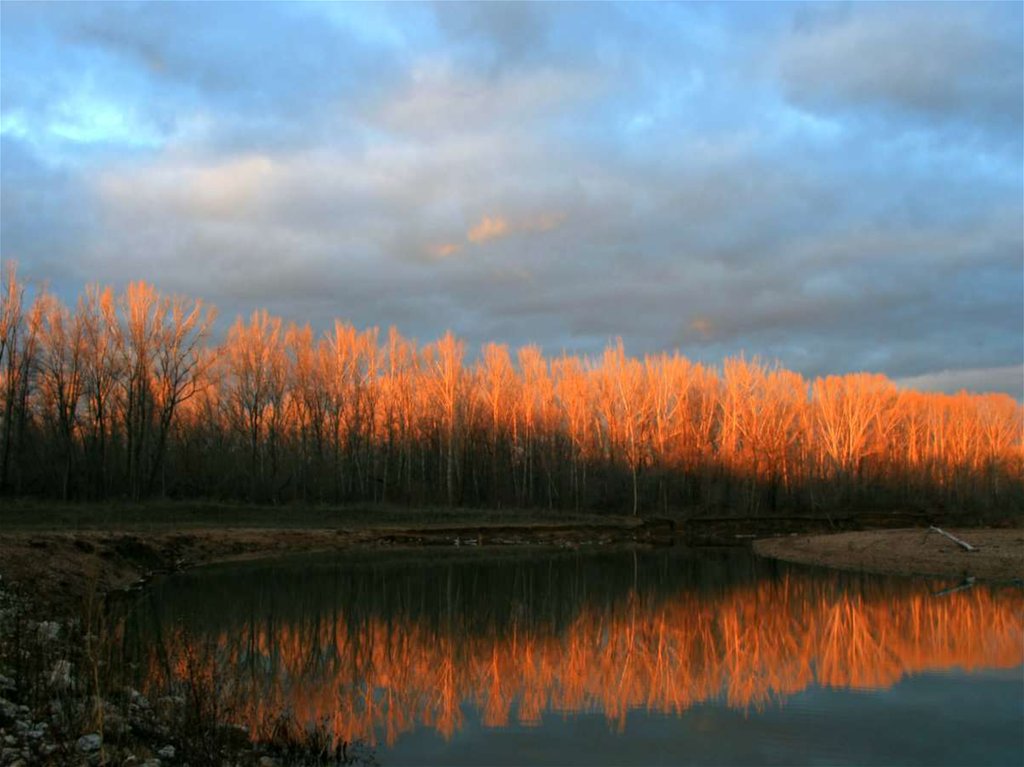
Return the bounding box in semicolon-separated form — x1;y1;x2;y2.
120;548;1022;751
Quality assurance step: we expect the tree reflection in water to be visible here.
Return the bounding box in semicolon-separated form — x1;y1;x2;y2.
118;548;1023;750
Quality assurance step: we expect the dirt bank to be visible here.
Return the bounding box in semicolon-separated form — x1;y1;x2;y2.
754;528;1024;580
0;518;679;617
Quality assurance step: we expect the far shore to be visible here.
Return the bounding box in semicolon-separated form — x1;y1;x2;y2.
0;505;665;616
754;528;1024;581
0;502;1020;616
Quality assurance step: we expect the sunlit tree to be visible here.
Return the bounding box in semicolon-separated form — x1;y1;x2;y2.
1;261;1020;516
225;310;285;500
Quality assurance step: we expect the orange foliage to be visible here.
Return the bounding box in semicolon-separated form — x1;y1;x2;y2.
2;263;1021;511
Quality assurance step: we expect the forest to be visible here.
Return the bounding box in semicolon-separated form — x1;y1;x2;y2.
1;262;1021;516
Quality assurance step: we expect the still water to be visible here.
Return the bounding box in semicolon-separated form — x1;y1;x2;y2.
120;546;1023;765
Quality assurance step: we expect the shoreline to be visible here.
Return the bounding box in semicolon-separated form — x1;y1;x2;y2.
1;509;1019;618
0;518;670;618
753;528;1024;581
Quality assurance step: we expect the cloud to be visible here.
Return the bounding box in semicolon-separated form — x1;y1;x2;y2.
61;120;1024;393
774;4;1023;133
688;317;714;340
522;211;567;233
896;365;1024;401
433;2;548;70
467;215;510;245
426;242;462;260
374;59;601;138
463;211;566;246
98;154;276;218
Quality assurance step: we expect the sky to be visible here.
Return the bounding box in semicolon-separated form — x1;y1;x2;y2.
2;2;1022;397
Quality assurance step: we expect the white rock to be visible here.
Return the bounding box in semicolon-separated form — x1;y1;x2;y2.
157;744;175;759
35;621;60;641
76;733;102;753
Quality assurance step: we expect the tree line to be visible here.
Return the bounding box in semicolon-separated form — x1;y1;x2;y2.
2;262;1021;515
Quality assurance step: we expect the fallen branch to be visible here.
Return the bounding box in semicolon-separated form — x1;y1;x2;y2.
934;576;976;597
929;526;978;552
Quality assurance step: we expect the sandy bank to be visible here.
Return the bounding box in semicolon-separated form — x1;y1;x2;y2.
754;528;1024;580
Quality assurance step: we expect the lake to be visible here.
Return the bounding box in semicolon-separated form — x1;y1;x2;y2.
118;546;1023;766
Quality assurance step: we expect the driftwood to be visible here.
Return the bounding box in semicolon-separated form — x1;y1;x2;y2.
929;526;978;552
934;576;976;597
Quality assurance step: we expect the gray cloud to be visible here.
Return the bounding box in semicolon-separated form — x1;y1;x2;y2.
775;4;1023;134
433;2;550;71
896;365;1023;400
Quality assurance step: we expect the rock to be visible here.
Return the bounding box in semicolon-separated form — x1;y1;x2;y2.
141;760;162;767
76;732;102;753
48;659;72;690
0;698;18;723
35;621;60;642
258;757;279;767
157;744;175;759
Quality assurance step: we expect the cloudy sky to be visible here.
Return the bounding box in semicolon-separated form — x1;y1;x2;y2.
2;2;1021;396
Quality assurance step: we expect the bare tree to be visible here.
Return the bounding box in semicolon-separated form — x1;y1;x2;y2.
428;332;464;507
3;271;1020;516
0;263;44;494
80;286;122;498
594;341;653;516
37;294;86;499
225;310;284;500
812;373;897;502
